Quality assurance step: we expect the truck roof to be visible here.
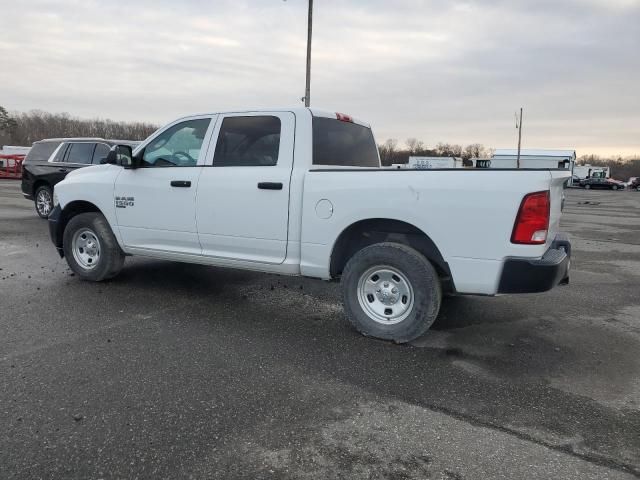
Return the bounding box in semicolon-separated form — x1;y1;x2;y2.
169;107;371;128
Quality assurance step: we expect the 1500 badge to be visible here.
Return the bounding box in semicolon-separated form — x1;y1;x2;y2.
115;196;135;208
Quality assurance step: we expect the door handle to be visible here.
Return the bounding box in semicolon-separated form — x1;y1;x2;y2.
58;168;67;172
257;182;283;190
170;180;191;187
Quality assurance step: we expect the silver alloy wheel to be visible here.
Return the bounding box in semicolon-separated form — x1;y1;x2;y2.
72;228;101;270
357;265;415;325
36;189;52;216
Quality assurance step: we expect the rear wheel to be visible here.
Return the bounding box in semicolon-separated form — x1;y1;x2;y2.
34;185;53;218
612;185;618;190
341;242;442;343
636;186;640;192
584;184;591;190
63;212;125;281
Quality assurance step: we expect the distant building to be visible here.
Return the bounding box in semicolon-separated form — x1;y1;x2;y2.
489;149;576;170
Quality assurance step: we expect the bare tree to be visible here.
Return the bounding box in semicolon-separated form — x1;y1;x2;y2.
378;138;398;166
405;138;425;155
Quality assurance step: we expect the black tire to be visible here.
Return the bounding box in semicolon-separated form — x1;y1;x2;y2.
34;185;53;219
612;185;618;190
62;212;125;281
584;184;591;190
341;242;442;343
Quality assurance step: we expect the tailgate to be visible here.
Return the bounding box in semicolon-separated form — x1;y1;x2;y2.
547;171;571;249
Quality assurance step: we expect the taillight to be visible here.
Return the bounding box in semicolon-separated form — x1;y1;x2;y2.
336;112;353;123
511;191;550;244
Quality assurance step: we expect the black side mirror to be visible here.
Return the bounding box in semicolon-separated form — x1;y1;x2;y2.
106;145;135;168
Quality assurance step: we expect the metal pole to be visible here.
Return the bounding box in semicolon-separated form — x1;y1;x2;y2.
516;107;523;168
304;0;313;107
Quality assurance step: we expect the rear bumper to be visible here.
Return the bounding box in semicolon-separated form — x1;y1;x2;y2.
48;204;65;258
498;233;571;294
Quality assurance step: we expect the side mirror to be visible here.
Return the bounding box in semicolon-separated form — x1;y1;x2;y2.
106;145;135;168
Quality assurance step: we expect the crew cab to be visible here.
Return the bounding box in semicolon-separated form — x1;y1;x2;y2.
49;108;571;342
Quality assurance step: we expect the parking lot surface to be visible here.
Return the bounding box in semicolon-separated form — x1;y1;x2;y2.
1;179;639;479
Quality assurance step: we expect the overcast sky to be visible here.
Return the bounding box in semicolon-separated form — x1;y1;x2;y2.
1;0;638;155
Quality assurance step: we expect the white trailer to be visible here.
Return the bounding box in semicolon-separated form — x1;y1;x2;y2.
408;156;464;169
573;164;610;180
490;149;576;170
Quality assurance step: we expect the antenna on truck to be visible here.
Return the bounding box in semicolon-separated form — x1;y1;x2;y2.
515;107;523;168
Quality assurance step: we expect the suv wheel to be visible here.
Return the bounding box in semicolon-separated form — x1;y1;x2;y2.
63;212;125;281
35;185;53;218
341;242;442;343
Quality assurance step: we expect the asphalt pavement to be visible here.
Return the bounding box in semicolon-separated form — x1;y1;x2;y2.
1;179;639;479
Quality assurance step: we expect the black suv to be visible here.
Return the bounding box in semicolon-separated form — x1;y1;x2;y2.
21;138;139;218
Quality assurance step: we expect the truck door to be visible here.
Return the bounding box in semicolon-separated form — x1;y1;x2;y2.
196;112;295;264
113;116;215;254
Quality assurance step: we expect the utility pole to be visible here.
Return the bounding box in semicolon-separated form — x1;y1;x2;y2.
304;0;313;107
516;107;523;169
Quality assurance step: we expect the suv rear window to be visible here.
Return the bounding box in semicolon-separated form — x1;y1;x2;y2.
24;142;61;163
312;117;379;167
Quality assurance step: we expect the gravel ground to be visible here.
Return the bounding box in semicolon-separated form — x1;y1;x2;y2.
1;180;639;479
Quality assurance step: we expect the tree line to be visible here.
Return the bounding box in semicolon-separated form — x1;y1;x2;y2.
378;138;490;166
1;106;638;178
0;106;158;146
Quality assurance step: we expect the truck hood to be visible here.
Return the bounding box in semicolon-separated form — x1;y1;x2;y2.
64;164;114;179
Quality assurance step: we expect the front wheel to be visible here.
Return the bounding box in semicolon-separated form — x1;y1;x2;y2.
612;185;618;190
63;212;125;281
341;242;442;343
584;184;591;190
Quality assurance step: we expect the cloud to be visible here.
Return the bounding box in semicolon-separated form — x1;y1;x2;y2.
0;0;638;154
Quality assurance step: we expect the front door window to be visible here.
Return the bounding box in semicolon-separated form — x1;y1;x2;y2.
142;119;211;167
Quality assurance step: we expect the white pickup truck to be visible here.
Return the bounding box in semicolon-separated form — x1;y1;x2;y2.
49;108;571;342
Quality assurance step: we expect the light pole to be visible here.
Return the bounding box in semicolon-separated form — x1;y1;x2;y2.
304;0;313;107
284;0;313;106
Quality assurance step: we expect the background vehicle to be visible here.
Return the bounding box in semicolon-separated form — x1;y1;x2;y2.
628;177;640;191
21;138;139;218
580;177;624;190
49;108;571;343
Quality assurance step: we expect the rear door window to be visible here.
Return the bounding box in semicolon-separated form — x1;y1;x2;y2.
92;144;111;164
65;143;96;164
312;117;379;167
213;116;281;167
24;142;61;163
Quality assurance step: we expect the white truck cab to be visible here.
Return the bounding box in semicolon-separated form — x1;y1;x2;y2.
49;107;571;342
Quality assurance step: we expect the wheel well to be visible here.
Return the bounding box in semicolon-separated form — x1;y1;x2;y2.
59;201;101;238
32;180;51;196
330;219;455;293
